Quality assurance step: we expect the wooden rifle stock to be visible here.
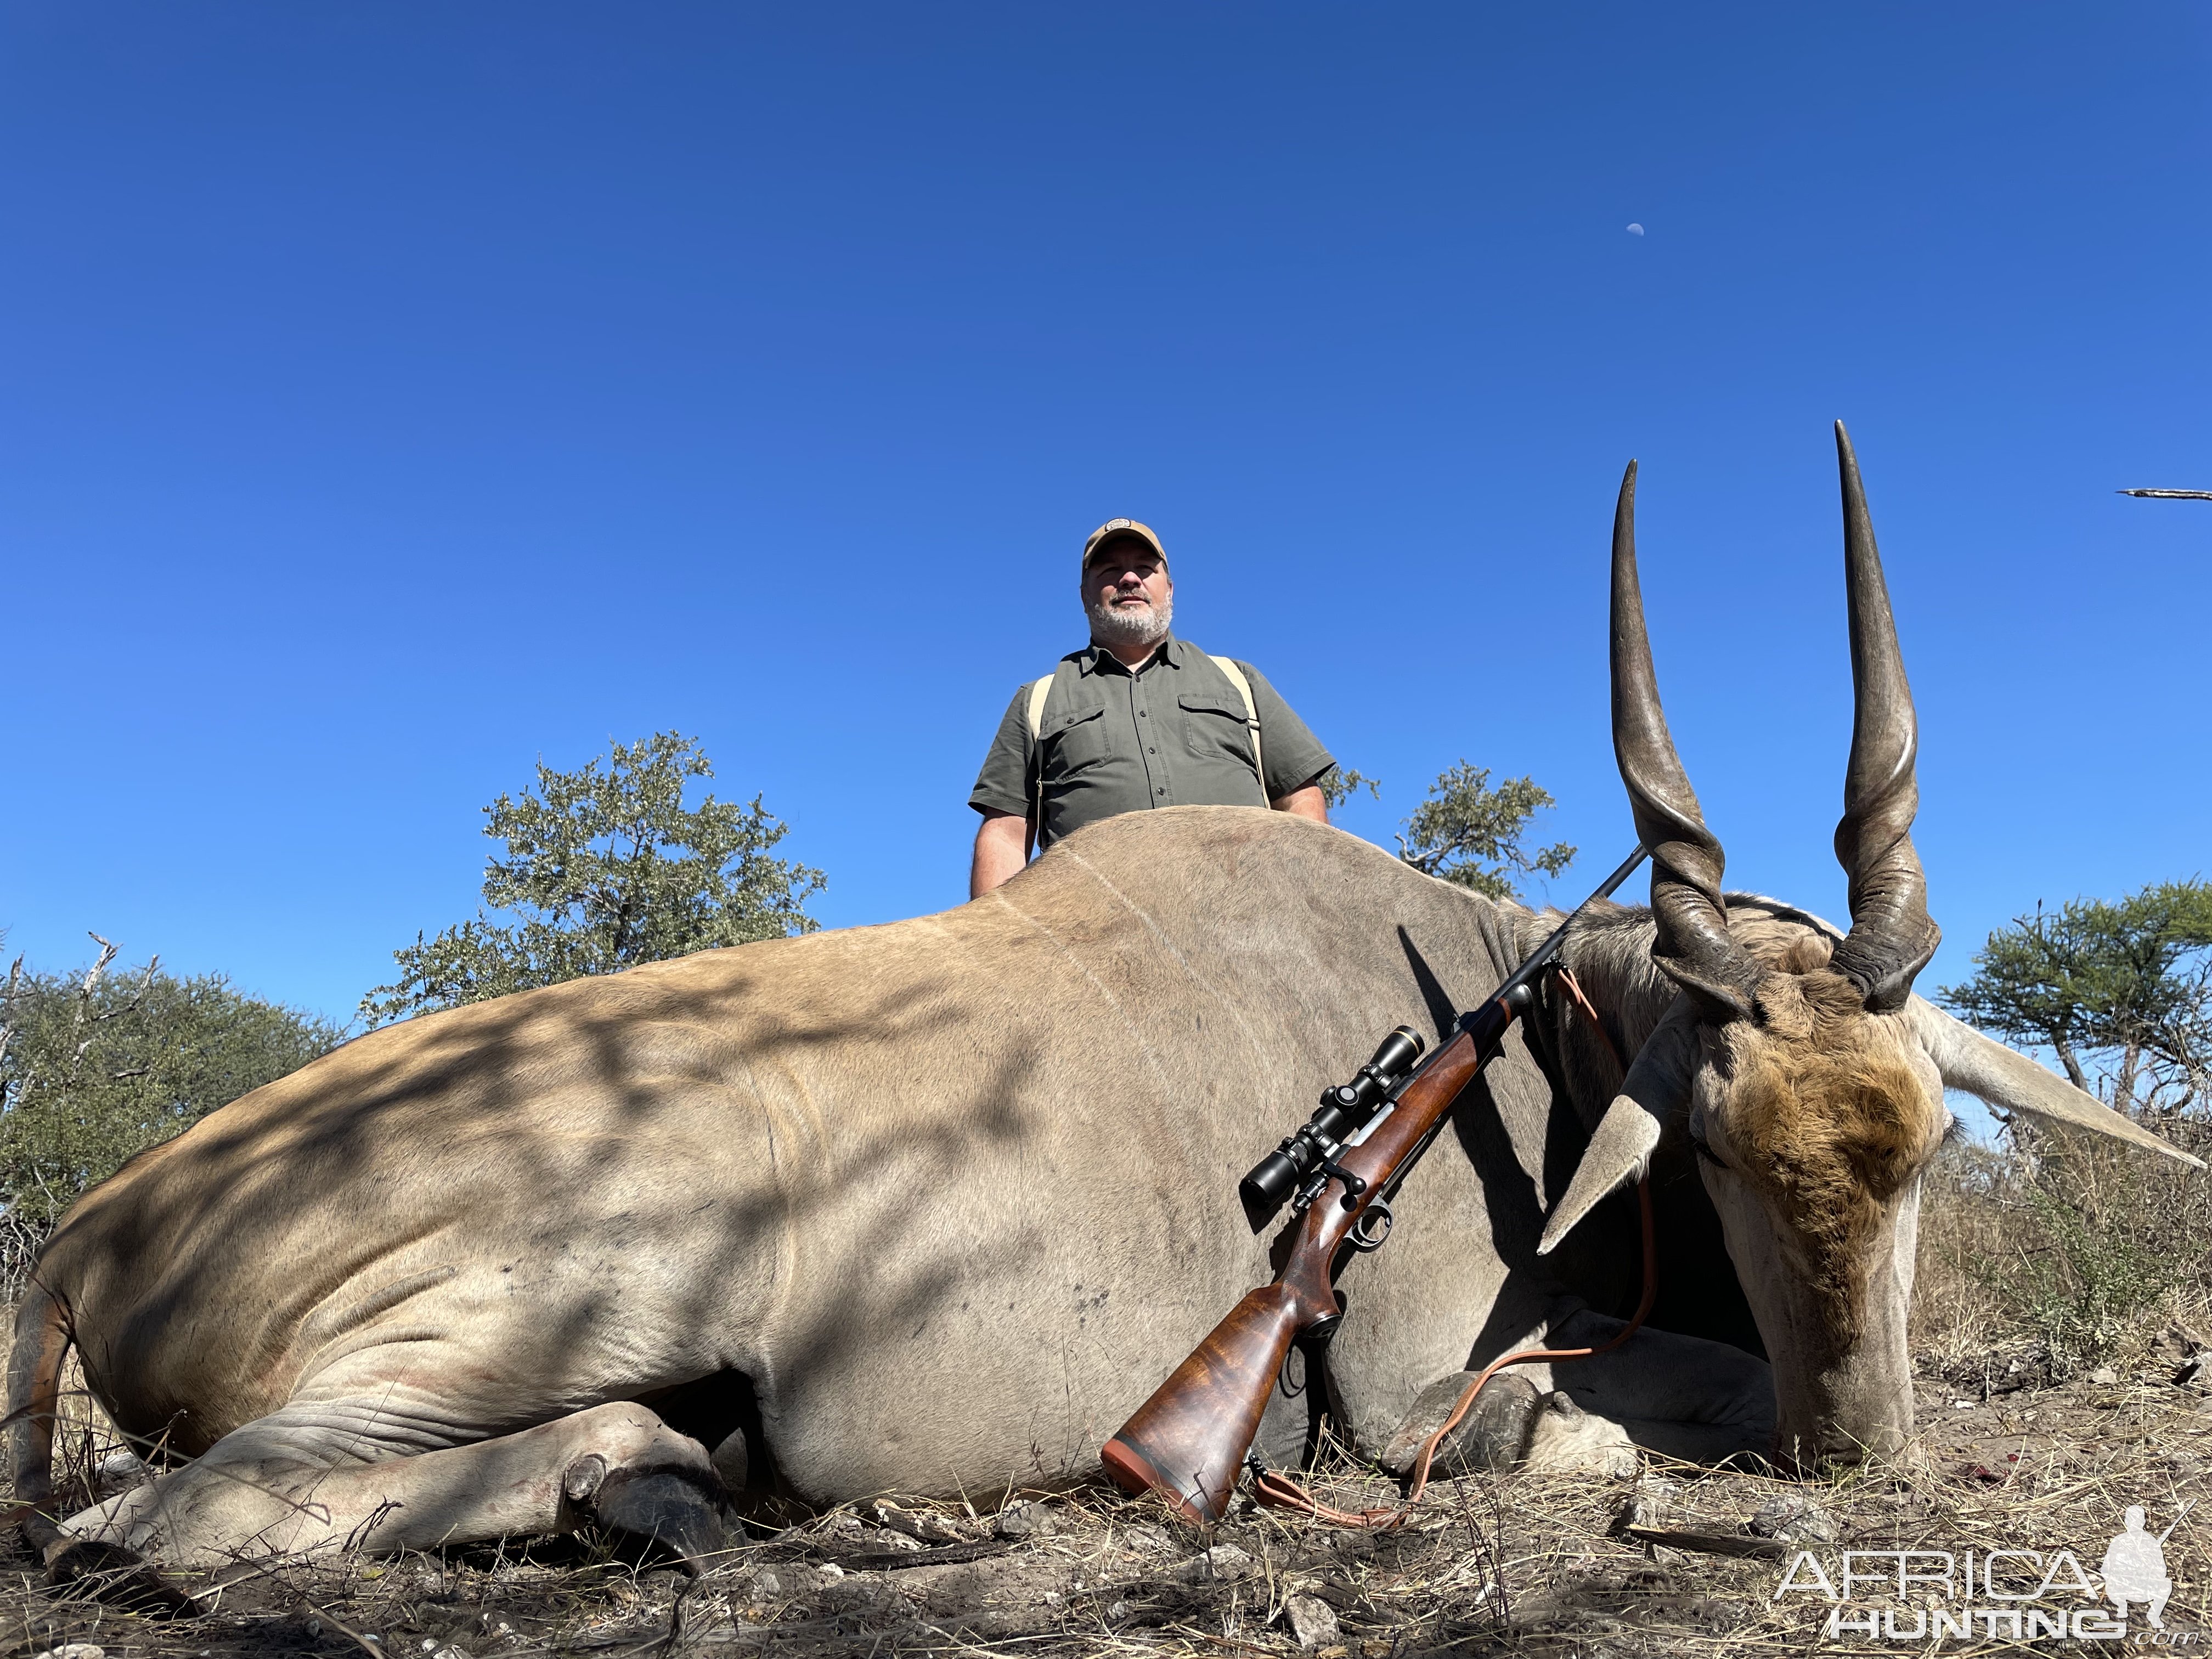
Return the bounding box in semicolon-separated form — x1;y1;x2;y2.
1100;842;1649;1524
1102;1018;1496;1522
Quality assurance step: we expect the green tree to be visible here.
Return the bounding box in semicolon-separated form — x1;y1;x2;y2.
1317;760;1576;900
1939;879;2212;1115
362;732;824;1025
0;937;343;1229
1318;767;1382;810
1397;761;1576;899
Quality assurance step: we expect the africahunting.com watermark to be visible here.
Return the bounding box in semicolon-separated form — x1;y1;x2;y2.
1771;1504;2194;1643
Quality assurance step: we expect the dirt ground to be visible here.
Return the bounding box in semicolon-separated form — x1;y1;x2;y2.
4;1340;2209;1659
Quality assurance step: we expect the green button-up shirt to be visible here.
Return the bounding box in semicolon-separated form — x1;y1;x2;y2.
969;634;1335;851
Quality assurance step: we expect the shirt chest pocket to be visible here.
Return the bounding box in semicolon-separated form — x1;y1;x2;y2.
1178;693;1259;773
1038;703;1111;777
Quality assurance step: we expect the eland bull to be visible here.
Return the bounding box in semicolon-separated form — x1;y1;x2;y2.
11;425;2195;1572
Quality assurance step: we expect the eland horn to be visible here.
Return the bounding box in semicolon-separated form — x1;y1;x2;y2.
1610;460;1765;1022
1827;421;1940;1011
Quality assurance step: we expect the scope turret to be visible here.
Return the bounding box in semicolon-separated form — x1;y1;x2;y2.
1237;1025;1425;1232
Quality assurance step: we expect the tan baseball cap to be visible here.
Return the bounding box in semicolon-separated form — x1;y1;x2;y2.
1081;518;1167;571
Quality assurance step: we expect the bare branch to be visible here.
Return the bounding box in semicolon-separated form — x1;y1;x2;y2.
67;935;122;1068
94;955;161;1023
0;955;22;1071
77;934;119;1002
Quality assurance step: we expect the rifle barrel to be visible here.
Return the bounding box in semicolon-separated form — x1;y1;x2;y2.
1495;842;1650;1001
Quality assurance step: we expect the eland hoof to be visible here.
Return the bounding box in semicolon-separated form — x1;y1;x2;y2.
42;1537;195;1616
1379;1370;1541;1479
590;1467;729;1574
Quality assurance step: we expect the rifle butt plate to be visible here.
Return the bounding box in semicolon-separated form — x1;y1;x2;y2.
1099;1434;1226;1526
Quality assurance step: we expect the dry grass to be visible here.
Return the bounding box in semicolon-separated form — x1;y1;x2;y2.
8;1374;2211;1657
1912;1125;2212;1380
6;1137;2212;1656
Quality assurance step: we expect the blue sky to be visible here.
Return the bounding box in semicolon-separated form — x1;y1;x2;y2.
5;4;2208;1051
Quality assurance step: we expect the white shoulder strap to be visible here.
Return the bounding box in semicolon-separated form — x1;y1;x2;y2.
1023;674;1055;859
1204;653;1266;798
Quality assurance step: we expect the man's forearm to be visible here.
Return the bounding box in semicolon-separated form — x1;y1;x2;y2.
970;812;1031;898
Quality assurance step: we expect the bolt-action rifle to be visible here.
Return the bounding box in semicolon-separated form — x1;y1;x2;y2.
1099;843;1651;1523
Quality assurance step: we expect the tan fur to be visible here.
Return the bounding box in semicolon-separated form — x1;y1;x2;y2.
7;808;1786;1565
1712;961;1942;1341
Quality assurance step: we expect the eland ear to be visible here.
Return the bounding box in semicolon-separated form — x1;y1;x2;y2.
1905;997;2205;1170
1538;1002;1700;1256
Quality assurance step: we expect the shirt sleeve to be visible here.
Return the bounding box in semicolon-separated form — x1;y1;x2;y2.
969;685;1036;819
1233;661;1335;801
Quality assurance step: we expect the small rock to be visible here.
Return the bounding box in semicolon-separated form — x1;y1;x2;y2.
2159;1320;2208;1361
1617;1476;1679;1533
30;1646;105;1659
867;1499;964;1543
1106;1600;1130;1620
1282;1594;1340;1650
1748;1492;1841;1544
751;1568;784;1597
1178;1544;1259;1584
1695;1596;1752;1630
2090;1367;2120;1387
995;1499;1056;1540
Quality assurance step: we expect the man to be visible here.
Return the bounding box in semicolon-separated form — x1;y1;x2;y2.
968;517;1336;898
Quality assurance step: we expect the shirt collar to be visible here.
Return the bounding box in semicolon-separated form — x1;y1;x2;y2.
1082;631;1184;676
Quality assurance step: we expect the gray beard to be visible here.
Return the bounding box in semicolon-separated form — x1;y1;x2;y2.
1088;592;1173;650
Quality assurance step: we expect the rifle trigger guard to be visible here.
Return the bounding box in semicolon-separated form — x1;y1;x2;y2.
1348;1199;1393;1253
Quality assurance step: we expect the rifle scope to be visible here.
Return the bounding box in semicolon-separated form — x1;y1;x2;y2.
1238;1025;1426;1232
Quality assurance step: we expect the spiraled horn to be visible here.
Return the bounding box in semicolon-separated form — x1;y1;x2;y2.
1611;461;1765;1022
1828;421;1940;1011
